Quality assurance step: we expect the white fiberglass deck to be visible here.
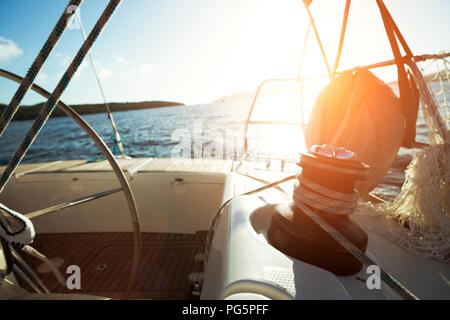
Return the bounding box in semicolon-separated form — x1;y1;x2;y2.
0;158;448;300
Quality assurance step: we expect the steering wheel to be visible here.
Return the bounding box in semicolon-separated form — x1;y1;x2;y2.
0;69;141;299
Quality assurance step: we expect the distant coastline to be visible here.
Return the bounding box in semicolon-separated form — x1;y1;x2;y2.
0;101;184;121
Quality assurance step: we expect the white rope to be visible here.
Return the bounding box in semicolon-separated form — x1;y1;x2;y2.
12;264;42;294
0;0;83;136
203;168;418;299
75;11;127;158
0;277;28;295
293;173;359;215
300;156;370;177
297;174;360;202
22;245;66;287
357;55;450;263
294;200;418;300
292;163;417;299
10;246;50;294
294;185;356;215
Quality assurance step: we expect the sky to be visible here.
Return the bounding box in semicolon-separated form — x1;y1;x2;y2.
0;0;449;106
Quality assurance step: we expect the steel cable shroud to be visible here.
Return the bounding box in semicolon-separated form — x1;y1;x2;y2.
0;0;122;192
0;0;84;136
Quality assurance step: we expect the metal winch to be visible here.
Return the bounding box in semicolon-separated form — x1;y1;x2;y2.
268;144;370;276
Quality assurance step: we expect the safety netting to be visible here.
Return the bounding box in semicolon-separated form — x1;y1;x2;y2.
357;53;450;263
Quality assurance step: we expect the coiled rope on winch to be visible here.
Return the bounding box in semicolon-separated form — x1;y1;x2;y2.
204;156;418;299
292;145;418;300
293;174;359;215
302;0;449;263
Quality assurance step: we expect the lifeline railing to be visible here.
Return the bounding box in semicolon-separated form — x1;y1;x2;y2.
241;0;341;164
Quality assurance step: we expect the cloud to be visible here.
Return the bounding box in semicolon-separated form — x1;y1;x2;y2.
54;52;86;80
60;56;72;67
116;56;127;64
116;71;128;78
94;60;114;79
0;37;23;62
36;72;48;83
109;63;155;78
54;54;153;81
73;60;88;79
97;66;113;79
139;63;154;74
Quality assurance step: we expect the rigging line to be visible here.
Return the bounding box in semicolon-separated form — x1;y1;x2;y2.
297;22;311;79
204;175;297;269
294;201;418;300
296;20;311;131
332;0;351;77
0;0;123;193
10;247;50;294
0;0;84;136
236;171;291;198
414;52;450;62
12;264;42;294
379;0;447;142
377;0;413;58
22;245;66;287
204;172;418;299
302;2;332;78
0;67;142;300
377;1;408;72
75;11;127;158
377;0;447;144
0;277;28;295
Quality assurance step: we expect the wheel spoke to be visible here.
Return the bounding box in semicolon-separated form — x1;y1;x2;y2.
26;187;122;219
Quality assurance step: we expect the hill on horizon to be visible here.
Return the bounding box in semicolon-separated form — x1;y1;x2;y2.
0;100;185;121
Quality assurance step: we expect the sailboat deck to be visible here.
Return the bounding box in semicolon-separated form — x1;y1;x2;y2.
20;231;207;299
1;158;233;176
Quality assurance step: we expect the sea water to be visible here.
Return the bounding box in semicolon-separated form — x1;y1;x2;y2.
0;81;447;200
